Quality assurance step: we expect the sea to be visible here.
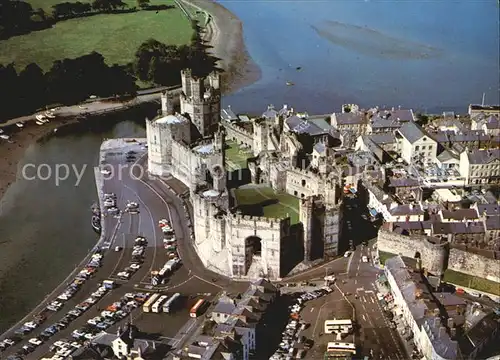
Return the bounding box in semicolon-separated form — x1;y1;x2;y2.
0;0;498;333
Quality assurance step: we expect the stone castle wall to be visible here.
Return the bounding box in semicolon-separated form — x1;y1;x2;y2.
223;122;253;148
448;248;500;283
377;229;448;275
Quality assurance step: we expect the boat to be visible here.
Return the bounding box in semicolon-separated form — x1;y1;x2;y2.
45;112;56;118
35;114;46;121
36;120;45;125
0;129;3;134
91;203;101;216
16;122;24;128
0;134;10;140
286;81;294;86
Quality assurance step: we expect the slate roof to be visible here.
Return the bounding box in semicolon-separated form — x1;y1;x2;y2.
285;116;333;136
477;203;500;216
389;204;425;216
262;105;278;119
333;112;365;126
397;121;428;144
437;149;459;163
432;222;485;235
485;216;500;230
441;208;479;221
369;132;397;145
221;107;238;121
466;149;500;165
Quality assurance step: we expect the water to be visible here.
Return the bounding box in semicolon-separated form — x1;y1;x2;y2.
222;0;499;114
0;119;146;333
1;0;499;333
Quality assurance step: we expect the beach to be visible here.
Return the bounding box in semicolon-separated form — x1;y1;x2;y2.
0;0;259;205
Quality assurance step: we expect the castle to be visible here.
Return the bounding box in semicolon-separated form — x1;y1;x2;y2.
146;70;342;280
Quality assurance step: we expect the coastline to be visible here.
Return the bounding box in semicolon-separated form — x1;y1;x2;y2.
183;0;261;93
0;0;259;204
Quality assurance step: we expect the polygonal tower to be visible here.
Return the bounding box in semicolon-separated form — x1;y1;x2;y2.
180;69;221;137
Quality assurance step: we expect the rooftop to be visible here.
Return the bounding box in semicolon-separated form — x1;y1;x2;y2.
333;112;365;125
397;121;429;144
285;115;333;136
193;143;215;154
465;149;500;165
156;114;184;125
432;222;485;235
441;208;479;221
221;106;238;121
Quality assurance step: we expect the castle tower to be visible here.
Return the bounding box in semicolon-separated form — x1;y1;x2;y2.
300;197;314;262
323;204;341;258
180;69;221;137
253;120;269;156
161;91;174;115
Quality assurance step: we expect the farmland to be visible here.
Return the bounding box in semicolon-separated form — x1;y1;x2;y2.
0;0;194;71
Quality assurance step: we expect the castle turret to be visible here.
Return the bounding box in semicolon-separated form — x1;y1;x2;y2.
180;70;221;137
161;91;174;115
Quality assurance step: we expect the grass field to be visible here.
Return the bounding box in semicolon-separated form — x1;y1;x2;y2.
225;141;252;170
378;251;397;265
234;187;300;224
443;269;500;296
0;0;193;71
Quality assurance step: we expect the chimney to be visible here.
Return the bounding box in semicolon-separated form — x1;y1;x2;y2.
439;326;447;339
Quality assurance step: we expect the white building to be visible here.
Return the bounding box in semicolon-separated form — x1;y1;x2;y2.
385;256;458;360
459;148;500;185
396;122;438;165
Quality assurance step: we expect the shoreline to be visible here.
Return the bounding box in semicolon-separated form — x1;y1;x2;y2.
183;0;261;93
0;0;259;204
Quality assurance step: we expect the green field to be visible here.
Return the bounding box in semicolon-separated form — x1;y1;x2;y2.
234;187;300;224
225;141;252;170
443;269;500;296
378;251;397;265
0;0;193;71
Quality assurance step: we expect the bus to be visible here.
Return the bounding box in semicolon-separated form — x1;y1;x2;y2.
189;298;206;318
326;342;356;356
152;295;169;313
324;319;353;334
142;293;161;313
163;293;181;313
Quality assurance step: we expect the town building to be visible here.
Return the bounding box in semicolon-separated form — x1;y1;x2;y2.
459;148;500;185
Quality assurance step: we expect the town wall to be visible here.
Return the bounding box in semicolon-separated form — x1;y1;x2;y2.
448;248;500;283
377;229;448;275
223;122;253;148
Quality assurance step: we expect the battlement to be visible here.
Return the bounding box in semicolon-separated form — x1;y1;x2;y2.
223;122;254;137
181;92;221;104
287;167;322;179
230;213;289;228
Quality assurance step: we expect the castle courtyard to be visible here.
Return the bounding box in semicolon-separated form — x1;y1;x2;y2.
233;186;300;224
225;140;252;170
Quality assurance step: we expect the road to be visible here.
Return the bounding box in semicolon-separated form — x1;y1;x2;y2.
0;144;240;359
0;88;180;129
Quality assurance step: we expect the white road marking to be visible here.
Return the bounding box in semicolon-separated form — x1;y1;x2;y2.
354;279;357;284
362;314;366;321
310;307;315;312
371;297;375;303
362;297;366;303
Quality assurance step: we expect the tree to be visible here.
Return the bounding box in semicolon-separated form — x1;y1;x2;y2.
136;0;149;8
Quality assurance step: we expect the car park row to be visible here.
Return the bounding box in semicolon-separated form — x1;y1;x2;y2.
270;286;334;360
0;251;107;358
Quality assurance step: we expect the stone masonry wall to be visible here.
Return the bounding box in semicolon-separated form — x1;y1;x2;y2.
448;248;500;283
377;229;448;275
